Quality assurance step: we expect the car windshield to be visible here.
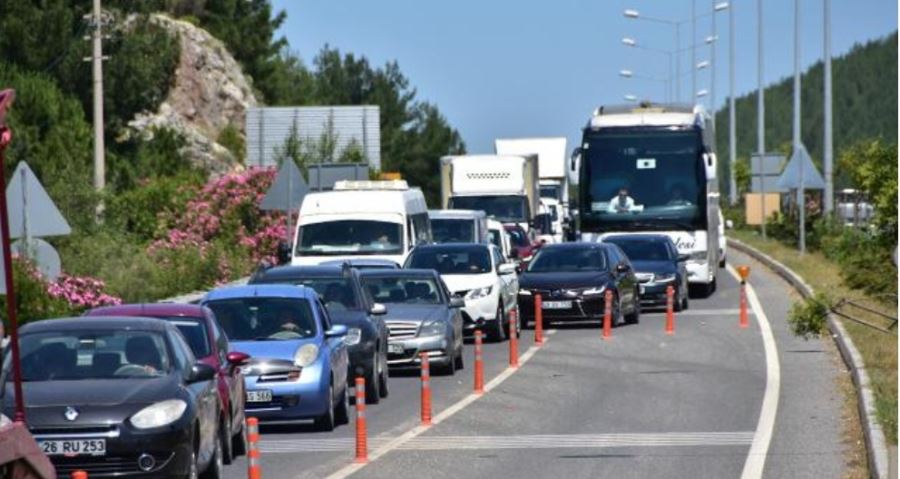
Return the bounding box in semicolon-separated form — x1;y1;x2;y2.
406;247;492;275
506;227;529;247
362;276;443;305
205;297;317;341
527;247;607;273
431;218;475;243
279;278;360;312
296;220;403;256
606;239;673;262
163;317;210;358
11;330;172;381
449;196;528;223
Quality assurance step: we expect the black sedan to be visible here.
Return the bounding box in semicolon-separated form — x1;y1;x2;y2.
604;234;689;311
1;317;221;478
249;264;390;404
358;269;465;375
517;243;640;327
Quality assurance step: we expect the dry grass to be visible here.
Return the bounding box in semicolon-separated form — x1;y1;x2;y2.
731;229;897;447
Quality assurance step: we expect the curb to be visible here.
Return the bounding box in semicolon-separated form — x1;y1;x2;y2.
728;238;891;479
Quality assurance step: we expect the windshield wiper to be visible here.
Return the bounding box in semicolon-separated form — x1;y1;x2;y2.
253;336;282;341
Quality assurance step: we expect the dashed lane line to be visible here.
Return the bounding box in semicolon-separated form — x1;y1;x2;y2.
322;329;558;479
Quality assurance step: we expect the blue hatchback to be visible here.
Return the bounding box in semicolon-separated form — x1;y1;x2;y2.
201;284;350;430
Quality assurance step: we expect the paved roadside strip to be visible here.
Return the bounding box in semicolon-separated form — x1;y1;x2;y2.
729;239;891;479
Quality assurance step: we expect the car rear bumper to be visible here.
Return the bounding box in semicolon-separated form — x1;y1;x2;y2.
387;334;452;367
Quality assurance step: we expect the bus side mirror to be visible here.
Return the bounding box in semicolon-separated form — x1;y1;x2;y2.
570;147;582;173
703;152;717;180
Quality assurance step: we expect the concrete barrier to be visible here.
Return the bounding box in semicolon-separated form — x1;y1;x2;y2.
728;238;891;479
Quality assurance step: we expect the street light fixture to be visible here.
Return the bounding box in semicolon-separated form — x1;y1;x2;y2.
696;89;709;98
621;37;637;46
696;60;710;70
624;9;639;18
619;69;634;78
624;94;638;102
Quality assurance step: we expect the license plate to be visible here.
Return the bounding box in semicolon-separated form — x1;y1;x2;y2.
246;390;273;403
542;301;572;310
388;343;404;354
38;439;106;456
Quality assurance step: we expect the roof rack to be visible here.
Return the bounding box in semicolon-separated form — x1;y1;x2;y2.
333;180;410;191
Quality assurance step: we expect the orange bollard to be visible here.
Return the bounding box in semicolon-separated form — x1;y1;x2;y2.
246;417;261;479
71;472;88;479
534;294;544;345
602;290;613;340
665;285;675;335
420;352;432;426
508;309;519;368
738;265;751;329
474;330;484;394
354;377;368;463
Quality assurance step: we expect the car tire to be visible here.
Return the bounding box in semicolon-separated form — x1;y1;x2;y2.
674;287;685;312
439;345;457;376
231;417;247;458
365;354;381;405
611;297;624;327
488;303;507;342
682;295;689;311
314;383;336;432
335;384;350;426
378;349;389;399
221;416;234;465
455;344;464;370
625;294;640;324
200;426;223;479
719;256;726;268
185;447;199;479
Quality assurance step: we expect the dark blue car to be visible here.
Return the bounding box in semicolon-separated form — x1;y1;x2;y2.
603;234;689;311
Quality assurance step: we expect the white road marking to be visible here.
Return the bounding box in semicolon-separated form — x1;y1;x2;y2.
322;330;557;479
263;432;752;453
642;308;754;316
726;265;781;479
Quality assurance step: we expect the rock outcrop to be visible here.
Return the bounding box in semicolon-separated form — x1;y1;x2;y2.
126;14;257;173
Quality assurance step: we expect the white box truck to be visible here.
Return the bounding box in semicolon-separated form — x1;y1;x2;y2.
494;137;570;221
440;155;539;233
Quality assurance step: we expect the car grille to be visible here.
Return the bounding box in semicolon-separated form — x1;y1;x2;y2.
31;425;118;436
635;273;655;284
387;321;419;340
52;452;174;476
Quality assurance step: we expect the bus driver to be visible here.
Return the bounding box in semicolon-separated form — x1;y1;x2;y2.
607;187;637;214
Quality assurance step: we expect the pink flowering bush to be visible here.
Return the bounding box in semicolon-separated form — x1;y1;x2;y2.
47;274;122;309
149;167;292;287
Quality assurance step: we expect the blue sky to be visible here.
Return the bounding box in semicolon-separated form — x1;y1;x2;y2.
270;0;897;154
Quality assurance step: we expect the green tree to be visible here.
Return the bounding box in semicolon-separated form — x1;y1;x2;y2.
838;139;898;242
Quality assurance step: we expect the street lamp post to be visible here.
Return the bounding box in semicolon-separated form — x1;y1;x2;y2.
620;68;671;102
728;0;737;206
793;0;806;254
823;0;833;213
758;0;767;238
621;37;673;102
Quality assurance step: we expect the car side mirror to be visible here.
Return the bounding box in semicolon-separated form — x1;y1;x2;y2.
616;263;630;273
677;254;690;262
325;324;348;338
370;303;387;315
188;363;217;383
276;240;292;265
449;297;465;308
498;264;516;275
226;351;250;367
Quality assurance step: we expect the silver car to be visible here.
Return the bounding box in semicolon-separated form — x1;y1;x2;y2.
358;269;465;375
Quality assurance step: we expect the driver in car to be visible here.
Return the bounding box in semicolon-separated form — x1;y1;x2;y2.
607;187;637;213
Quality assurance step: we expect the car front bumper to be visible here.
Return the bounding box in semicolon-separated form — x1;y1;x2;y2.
517;293;608;322
637;281;679;307
242;363;332;422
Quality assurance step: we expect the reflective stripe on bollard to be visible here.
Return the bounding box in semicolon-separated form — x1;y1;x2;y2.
474;330;484;394
354;376;368;463
665;285;675;335
509;309;519;368
534;294;544;345
247;417;261;479
602;290;613;340
420;352;432;426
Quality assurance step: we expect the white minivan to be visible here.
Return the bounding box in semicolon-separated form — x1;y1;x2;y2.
291;180;431;266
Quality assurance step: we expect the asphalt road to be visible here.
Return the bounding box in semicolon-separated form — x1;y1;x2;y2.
222;251;848;479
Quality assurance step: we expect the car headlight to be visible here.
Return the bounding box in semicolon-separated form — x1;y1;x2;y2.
518;289;532;296
419;320;445;337
294;344;319;367
655;273;677;282
580;286;606;296
343;328;362;346
689;251;707;260
130;399;187;429
466;286;493;300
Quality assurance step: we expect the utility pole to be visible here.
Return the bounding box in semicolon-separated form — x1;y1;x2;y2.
728;0;737;206
823;0;834;214
757;0;766;239
710;0;717;142
691;0;697;103
88;0;106;210
793;0;805;254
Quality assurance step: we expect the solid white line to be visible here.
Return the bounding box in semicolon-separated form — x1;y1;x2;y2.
727;265;781;479
643;308;754;316
323;330;557;479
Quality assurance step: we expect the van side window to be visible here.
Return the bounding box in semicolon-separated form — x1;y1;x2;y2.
411;212;431;245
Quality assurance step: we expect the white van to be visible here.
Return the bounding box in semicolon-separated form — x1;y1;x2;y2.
291;180;431;266
428;209;489;244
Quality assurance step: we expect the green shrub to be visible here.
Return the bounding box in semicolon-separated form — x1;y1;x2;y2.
106;173;203;241
787;292;832;340
218;124;245;164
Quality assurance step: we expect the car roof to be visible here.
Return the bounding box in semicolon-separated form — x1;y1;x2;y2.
538;242;608;251
604;234;673;243
319;259;400;268
86;303;206;319
358;269;437;279
203;284;318;302
412;243;490;252
252;265;355;282
21;316;172;334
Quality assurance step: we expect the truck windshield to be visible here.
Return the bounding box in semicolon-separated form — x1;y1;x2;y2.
540;185;561;200
296;220;403;256
580;129;706;231
431;219;475;243
449;196;528;223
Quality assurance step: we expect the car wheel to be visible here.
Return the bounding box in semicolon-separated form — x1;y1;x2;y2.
231;417;247;458
611;297;624;327
682;295;689;311
378;350;389;399
186;447;199;479
221;415;234;465
625;294;640;324
673;287;684;312
199;426;223;479
488;303;507;342
454;344;464;370
335;384;350;426
314;383;336;432
365;355;381;405
719;255;726;268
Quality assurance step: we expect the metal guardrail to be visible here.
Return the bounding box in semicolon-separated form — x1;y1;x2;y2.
831;297;898;334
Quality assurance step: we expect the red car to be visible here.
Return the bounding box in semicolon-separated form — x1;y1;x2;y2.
85;303;250;464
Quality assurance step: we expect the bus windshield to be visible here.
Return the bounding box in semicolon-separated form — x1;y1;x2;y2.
579;129;706;231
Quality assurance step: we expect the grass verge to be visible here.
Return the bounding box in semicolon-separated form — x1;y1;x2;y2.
730;229;897;445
